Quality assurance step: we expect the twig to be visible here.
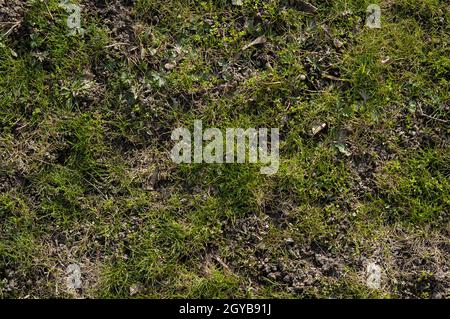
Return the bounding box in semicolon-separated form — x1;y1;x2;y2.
104;42;129;48
418;105;449;123
2;22;20;37
419;111;449;123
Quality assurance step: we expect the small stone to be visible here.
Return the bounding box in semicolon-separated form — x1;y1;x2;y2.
335;143;352;156
164;63;176;70
267;272;278;280
311;123;326;136
283;274;291;283
285;237;295;245
333;38;344;48
381;56;391;64
129;283;144;296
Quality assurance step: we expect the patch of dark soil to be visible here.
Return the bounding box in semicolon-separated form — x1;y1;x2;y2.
341;124;395;198
83;0;136;57
218;213;351;295
261;199;297;228
218;212;449;297
0;0;28;35
389;236;450;298
396;104;450;150
0;172;28;193
349;152;379;196
124;147;174;191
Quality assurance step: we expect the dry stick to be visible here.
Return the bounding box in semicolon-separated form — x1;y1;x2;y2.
418;105;449;124
419;111;449;124
45;1;54;20
2;22;20;37
104;42;130;48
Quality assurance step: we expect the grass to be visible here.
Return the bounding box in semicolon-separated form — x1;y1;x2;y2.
0;0;448;298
